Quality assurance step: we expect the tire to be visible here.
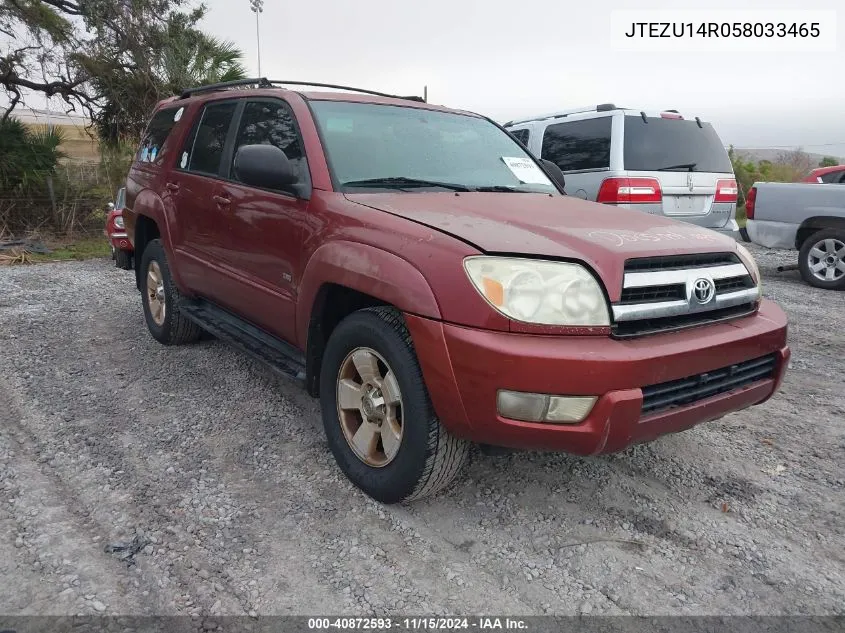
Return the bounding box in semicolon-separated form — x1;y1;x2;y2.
115;249;132;270
140;239;202;345
798;229;845;290
320;307;470;503
739;226;750;243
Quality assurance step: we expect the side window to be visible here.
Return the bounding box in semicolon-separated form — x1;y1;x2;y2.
510;128;530;146
541;117;612;172
231;100;308;185
180;101;238;176
137;107;182;165
838;172;845;184
820;171;841;184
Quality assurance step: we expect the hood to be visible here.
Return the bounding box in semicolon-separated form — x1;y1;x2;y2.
345;192;740;296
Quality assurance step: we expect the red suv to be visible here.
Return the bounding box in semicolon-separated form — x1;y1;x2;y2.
105;187;134;269
123;79;789;503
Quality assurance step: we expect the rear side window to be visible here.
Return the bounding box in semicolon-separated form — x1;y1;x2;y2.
137;107;182;165
181;101;238;176
820;170;845;184
541;118;612;172
510;128;530;146
232;100;308;183
623;116;733;173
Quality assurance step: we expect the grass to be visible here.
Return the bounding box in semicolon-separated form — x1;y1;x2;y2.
29;235;112;263
736;205;747;228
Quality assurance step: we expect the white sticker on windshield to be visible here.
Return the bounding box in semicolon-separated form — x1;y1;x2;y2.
501;157;553;185
174;107;184;122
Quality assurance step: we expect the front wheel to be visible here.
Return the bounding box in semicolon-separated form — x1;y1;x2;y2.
798;229;845;290
319;307;469;503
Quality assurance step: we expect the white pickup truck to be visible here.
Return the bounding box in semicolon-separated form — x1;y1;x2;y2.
746;181;845;289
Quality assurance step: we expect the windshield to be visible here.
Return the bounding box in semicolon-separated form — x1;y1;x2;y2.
623;116;733;173
310;101;558;194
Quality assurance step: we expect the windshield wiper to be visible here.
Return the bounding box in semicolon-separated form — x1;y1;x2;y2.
343;177;472;192
656;162;698;171
471;185;539;193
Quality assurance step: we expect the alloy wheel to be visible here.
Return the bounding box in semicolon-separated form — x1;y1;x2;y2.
336;347;404;468
807;237;845;282
146;261;167;326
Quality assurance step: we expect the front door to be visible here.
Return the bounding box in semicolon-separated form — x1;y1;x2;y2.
210;98;311;344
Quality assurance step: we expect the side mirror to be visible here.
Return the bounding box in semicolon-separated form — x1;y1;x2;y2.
107;202;115;211
233;144;298;192
540;159;566;192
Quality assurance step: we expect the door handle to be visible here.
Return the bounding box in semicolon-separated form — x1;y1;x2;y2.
213;195;231;206
165;182;180;192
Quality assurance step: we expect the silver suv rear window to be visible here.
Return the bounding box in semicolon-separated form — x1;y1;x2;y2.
623;116;732;173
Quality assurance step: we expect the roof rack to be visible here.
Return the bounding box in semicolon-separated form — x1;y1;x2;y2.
180;78;272;99
266;80;426;102
504;103;622;127
178;77;426;102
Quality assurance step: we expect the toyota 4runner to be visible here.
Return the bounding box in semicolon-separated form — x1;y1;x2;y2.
123;78;789;503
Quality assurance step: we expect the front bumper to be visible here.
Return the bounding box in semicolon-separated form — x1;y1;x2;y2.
406;299;789;455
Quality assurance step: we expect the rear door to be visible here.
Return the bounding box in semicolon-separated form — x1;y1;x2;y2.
167;99;241;297
621;115;736;230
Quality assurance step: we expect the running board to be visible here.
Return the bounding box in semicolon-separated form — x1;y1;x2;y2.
180;300;307;384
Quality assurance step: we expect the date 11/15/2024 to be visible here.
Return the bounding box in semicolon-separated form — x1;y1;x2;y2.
307;617;529;630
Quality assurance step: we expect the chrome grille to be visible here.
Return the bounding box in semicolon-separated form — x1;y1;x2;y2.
641;354;777;416
612;252;759;337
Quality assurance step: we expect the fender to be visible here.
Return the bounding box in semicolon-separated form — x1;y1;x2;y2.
296;240;442;348
131;188;189;294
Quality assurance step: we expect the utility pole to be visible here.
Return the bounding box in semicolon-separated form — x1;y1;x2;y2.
249;0;264;77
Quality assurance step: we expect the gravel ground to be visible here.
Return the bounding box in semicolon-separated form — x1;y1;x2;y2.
0;243;843;617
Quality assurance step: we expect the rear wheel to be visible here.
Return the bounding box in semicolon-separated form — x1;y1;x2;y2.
319;307;469;503
140;239;202;345
798;229;845;290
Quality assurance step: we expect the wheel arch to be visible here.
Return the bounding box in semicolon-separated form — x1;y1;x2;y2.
297;242;442;397
795;216;845;250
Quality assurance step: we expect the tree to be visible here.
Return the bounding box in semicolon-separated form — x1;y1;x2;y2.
92;19;247;143
0;116;64;194
2;1;246;142
776;148;814;180
819;156;839;168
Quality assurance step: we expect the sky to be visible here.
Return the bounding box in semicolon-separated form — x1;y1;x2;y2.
200;0;845;158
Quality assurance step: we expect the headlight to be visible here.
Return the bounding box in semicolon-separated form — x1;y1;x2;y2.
736;243;762;297
464;256;610;326
114;215;125;229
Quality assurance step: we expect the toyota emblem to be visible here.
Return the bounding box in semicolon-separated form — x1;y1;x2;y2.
692;278;716;304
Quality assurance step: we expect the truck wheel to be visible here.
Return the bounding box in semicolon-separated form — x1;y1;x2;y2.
140;239;202;345
319;307;469;503
798;229;845;290
115;249;132;270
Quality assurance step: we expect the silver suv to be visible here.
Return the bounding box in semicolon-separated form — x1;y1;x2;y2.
504;105;740;239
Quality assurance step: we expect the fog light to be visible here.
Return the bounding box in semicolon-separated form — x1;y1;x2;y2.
497;390;596;424
497;390;547;422
546;396;597;423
